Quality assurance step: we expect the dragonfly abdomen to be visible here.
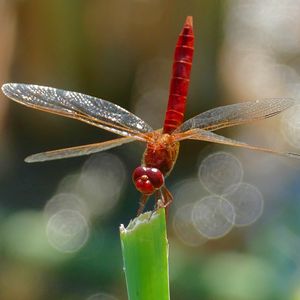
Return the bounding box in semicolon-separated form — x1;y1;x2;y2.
163;16;194;134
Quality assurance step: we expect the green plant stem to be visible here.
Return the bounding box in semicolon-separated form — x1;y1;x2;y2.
120;209;170;300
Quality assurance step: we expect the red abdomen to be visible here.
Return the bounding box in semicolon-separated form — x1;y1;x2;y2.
163;16;194;134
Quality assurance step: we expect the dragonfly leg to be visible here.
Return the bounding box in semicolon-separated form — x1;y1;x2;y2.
161;186;173;208
147;191;164;221
137;194;149;216
154;190;164;210
154;186;173;217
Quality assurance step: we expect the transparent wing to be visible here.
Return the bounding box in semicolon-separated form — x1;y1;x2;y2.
174;129;300;159
175;98;295;133
2;83;153;138
25;136;136;163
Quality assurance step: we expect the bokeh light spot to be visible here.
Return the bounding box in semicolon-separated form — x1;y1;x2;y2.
224;183;264;227
198;151;243;195
46;209;89;253
172;204;207;247
171;178;207;209
192;195;235;239
78;153;126;217
44;193;88;219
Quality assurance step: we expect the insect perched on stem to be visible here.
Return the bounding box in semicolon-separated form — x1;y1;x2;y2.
2;16;299;215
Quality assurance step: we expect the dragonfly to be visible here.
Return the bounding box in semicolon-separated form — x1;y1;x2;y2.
1;16;299;214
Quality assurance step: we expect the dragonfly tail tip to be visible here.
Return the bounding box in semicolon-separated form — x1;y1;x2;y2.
185;16;193;27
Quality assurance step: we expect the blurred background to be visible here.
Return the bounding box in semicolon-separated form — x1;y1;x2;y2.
1;0;300;299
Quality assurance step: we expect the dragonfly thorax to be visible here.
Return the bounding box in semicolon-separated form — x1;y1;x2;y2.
143;133;180;176
132;166;164;195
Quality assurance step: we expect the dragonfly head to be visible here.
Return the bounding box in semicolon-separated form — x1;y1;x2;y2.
132;166;164;195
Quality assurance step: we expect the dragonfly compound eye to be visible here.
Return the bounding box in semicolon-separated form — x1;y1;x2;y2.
146;167;164;189
132;166;164;195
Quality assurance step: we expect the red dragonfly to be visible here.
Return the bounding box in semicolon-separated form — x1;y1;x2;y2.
1;16;299;214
